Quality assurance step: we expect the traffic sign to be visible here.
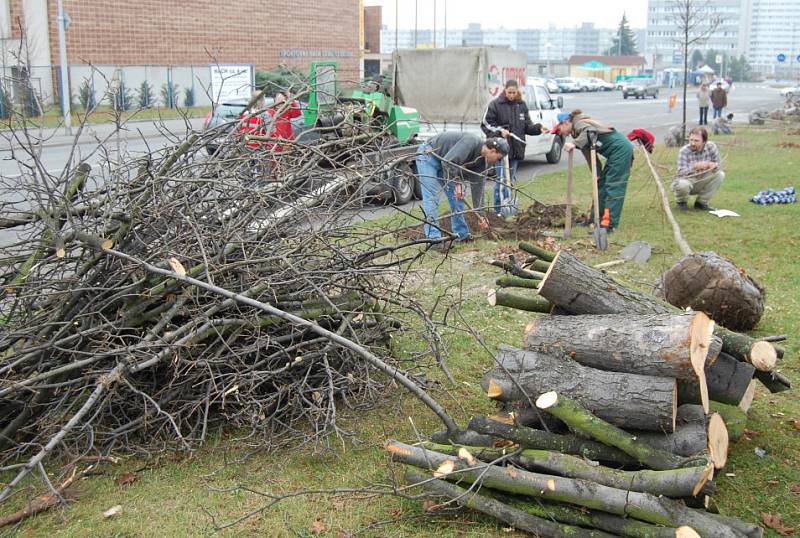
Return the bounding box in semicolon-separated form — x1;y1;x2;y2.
715;54;723;64
777;53;786;62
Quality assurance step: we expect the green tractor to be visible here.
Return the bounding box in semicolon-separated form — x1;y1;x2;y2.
300;62;422;204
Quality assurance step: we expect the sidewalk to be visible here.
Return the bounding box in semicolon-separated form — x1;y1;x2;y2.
0;116;204;151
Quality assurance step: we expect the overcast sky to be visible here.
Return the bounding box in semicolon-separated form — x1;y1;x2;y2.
365;0;647;30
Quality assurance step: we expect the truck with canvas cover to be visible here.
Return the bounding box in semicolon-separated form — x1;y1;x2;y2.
392;47;564;163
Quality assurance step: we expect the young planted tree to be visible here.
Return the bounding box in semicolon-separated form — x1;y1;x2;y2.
671;0;724;144
605;13;638;56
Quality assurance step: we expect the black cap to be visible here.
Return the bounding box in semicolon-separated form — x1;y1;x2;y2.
486;137;510;156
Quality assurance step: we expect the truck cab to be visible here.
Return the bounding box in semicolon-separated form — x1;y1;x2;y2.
522;83;564;163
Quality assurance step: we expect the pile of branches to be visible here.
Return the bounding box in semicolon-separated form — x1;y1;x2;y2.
0;111;448;503
389;247;790;536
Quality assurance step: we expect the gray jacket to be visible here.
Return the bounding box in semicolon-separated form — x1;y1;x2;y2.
697;89;710;107
426;132;489;214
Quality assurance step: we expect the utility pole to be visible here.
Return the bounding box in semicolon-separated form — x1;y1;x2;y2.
433;0;437;48
394;0;398;51
56;0;71;135
414;0;418;48
444;0;447;48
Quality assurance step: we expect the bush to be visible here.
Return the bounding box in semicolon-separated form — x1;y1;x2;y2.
137;80;155;109
113;81;134;112
182;87;195;107
77;79;96;110
255;66;306;97
160;82;179;109
0;85;11;120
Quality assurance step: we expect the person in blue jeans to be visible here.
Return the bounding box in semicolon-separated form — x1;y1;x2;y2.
415;133;508;251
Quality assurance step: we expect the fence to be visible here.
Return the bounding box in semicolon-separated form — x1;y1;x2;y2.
0;63;231;113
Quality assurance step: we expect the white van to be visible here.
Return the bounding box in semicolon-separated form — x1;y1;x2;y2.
521;83;564;163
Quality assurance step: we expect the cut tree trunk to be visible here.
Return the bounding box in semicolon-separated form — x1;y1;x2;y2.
753;370;791;393
487;290;551;313
388;441;738;537
519;242;556;262
535;251;780;371
489;259;545;280
656;251;765;331
679;403;748;442
633;412;729;469
424;442;714;498
522;311;720;382
496;276;540;289
404;470;616;538
483;345;677;432
677;352;756;407
535;392;711;477
468;416;637;465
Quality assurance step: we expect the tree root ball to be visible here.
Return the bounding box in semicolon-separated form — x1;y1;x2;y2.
655;251;765;331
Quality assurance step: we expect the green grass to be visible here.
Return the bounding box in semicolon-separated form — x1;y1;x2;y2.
0;105;212;130
5;126;799;537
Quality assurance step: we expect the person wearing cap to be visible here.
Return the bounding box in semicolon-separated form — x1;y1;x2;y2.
558;109;633;231
415;132;508;250
481;80;543;216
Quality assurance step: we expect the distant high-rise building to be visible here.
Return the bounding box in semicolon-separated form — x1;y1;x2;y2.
741;0;800;74
575;23;600;55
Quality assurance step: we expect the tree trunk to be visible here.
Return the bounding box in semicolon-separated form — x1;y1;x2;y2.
468;415;637;465
388;441;739;537
487;290;551;313
753;369;791;393
404;470;616;538
679;403;748;442
489;259;545;280
656;251;765;331
535;392;709;474
536;250;780;372
633;412;729;469
519;242;556;262
538;251;672;315
496;276;540;289
677;352;755;407
424;442;715;498
483;346;677;432
522;311;719;381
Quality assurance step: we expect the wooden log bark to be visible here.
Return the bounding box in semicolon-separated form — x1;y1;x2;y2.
489;259;545;280
387;441;739;538
519;242;556;262
423;442;714;498
679;403;748;442
633;413;729;469
404;470;616;538
678;352;756;407
536;250;781;371
656;251;765;331
468;416;637;465
483;346;677;432
487;290;551;313
522;311;719;381
530;258;552;273
535;392;709;475
496;276;540;289
753;369;791;393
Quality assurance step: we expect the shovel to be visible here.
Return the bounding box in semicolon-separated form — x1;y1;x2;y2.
589;143;608;251
499;155;519;218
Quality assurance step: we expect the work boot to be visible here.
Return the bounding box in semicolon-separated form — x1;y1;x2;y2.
429;240;451;253
676;202;689;211
694;201;715;211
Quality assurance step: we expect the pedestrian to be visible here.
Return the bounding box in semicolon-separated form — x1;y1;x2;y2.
238;90;269;149
673;126;724;211
266;90;302;152
415;133;508;251
481;79;542;216
712;113;734;135
711;82;727;119
697;83;710;125
558;109;633;231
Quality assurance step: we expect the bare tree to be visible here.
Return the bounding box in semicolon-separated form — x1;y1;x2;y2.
670;0;724;143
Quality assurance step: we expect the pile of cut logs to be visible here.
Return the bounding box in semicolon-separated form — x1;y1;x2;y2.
389;245;789;537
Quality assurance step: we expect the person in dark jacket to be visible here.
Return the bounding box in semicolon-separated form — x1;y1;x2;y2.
710;82;727;119
415;133;508;250
481;80;542;215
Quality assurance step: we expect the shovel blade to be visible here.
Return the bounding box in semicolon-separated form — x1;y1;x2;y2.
595;228;608;251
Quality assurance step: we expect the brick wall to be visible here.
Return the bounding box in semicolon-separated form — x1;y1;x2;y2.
35;1;360;80
363;5;381;54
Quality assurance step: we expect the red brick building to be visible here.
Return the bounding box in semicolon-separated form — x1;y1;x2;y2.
2;0;362;104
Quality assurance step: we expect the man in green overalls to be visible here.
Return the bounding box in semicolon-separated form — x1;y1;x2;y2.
557;110;633;231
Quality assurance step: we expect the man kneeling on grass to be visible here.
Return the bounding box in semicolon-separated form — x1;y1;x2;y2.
673;126;724;211
415;133;508;252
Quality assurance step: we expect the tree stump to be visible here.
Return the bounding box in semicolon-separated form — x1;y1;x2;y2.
655;251;765;331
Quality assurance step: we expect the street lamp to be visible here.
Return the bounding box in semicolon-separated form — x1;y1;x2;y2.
56;0;71;135
545;42;553;76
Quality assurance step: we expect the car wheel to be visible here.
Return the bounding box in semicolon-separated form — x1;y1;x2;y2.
390;163;415;205
654;91;659;99
623;94;628;99
545;136;562;164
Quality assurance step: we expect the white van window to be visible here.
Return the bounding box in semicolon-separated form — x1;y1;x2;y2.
534;87;551;110
524;87;538;110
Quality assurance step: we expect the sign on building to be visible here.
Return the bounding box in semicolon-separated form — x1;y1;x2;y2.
209;65;254;103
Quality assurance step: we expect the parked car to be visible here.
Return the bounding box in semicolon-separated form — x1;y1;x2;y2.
623;79;660;99
531;77;561;94
615;79;629;90
574;78;593;92
521;83;565;163
710;79;730;92
589;77;615;91
202;96;275;154
555;77;581;93
780;85;800;98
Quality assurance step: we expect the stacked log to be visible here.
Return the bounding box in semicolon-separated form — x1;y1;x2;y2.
392;246;775;535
